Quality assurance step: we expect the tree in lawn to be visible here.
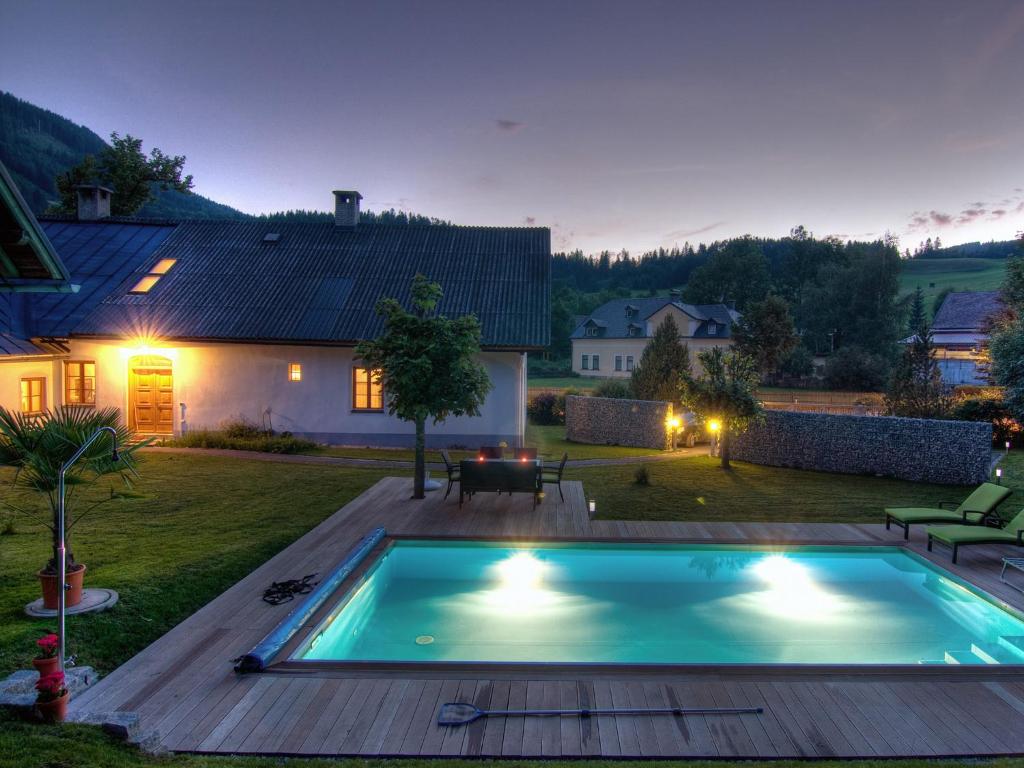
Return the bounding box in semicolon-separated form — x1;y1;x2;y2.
356;275;492;499
988;236;1024;422
884;287;951;418
630;314;691;402
51;132;193;216
732;295;799;383
679;347;763;469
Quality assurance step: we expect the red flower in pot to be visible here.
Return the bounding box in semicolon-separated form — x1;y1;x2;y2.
33;633;60;677
35;671;69;722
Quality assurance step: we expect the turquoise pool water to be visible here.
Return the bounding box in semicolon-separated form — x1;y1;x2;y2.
293;541;1024;665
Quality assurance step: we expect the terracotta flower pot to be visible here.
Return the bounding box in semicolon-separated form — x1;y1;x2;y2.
38;564;86;610
36;690;69;723
32;657;60;677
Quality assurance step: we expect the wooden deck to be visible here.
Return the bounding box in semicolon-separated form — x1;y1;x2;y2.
69;477;1024;759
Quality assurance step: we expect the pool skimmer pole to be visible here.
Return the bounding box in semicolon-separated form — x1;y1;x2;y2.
438;702;763;726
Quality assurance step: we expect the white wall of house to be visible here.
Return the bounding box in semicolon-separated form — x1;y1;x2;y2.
0;356;63;412
570;337;734;379
0;340;527;447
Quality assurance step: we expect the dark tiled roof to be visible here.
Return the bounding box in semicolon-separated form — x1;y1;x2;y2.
933;291;1003;331
0;332;47;356
29;220;179;337
74;220;551;348
571;297;737;339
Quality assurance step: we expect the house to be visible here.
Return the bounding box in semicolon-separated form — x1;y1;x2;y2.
0;183;551;447
570;296;738;378
924;290;1003;386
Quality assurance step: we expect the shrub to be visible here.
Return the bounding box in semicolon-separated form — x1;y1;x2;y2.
778;345;815;378
952;396;1022;445
593;379;633;399
822;346;888;391
170;427;318;454
527;392;563;425
221;416;268;439
633;465;651;486
528;357;577;378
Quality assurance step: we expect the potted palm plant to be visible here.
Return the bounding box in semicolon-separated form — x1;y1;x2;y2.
0;406;144;609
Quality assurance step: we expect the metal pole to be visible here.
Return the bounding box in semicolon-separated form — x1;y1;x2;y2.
56;425;119;678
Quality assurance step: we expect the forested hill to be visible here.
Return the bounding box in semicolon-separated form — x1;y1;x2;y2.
0;91;446;225
0;91;244;219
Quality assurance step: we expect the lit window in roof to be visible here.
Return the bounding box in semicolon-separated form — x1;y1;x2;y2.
129;258;178;294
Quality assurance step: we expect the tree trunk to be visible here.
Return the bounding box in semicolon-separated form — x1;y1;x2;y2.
413;415;426;499
720;427;732;470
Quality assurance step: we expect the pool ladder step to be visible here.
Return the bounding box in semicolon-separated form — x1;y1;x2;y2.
942;646;1001;665
998;635;1024;657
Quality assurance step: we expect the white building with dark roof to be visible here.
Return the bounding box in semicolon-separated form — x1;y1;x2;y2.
569;296;738;378
912;290;1004;386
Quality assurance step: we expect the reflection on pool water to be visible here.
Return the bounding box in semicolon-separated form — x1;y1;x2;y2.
294;541;1024;665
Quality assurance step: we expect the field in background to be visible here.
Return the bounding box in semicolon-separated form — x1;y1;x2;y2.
899;257;1006;311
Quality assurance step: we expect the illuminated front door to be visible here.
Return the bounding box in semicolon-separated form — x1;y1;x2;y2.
129;356;173;434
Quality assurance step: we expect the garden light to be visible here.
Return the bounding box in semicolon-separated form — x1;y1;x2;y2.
707;419;721;433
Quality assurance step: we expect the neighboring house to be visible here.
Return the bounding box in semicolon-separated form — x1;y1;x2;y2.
0;184;551;447
570;297;738;378
915;290;1003;386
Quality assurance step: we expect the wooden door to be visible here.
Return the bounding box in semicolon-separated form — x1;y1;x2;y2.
130;365;174;434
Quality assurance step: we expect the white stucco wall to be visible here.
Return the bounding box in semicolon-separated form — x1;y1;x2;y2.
0;357;63;411
0;340;527;448
570;337;733;378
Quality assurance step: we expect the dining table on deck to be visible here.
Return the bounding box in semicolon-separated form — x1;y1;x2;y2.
458;457;543;508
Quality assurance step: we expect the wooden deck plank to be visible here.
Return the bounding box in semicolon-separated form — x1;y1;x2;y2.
397;679;444;756
480;679;511;757
500;679;529;757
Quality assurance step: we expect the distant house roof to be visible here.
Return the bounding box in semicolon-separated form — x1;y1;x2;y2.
0;161;73;292
933;291;1003;331
68;220;550;349
570;297;738;339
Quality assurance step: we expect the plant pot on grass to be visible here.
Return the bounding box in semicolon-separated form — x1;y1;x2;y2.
0;407;145;608
32;633;61;676
35;671;69;723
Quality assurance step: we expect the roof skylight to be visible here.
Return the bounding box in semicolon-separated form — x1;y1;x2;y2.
129;258;177;294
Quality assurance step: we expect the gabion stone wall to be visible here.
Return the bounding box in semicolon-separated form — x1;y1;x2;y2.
730;410;992;485
565;395;671;450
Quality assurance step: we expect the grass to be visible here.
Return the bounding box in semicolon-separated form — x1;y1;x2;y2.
0;454;390;677
2;716;1023;768
313;424;661;461
899;257;1006;311
527;376;599;391
570;452;1017;523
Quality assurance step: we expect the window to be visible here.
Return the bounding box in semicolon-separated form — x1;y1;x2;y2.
581;354;589;370
352;366;383;410
20;377;45;414
615;355;623;371
129;258;178;294
626;356;634;371
288;362;302;382
592;354;600;371
707;322;718;335
585;326;599;337
65;361;96;405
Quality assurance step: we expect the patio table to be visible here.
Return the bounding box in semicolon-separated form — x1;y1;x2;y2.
459;458;542;508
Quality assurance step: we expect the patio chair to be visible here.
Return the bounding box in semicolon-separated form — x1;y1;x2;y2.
479;446;504;460
514;447;538;460
884;482;1011;540
440;450;460;500
927;509;1024;564
542;452;569;502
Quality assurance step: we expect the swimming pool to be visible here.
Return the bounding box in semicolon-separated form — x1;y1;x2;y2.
290;540;1024;666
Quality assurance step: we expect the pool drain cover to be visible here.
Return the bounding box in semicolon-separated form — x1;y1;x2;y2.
415;635;435;645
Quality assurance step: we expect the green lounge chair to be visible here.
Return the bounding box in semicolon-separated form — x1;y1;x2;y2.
927;509;1024;564
884;482;1011;539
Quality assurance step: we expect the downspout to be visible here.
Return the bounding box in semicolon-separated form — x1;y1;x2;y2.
519;352;527;447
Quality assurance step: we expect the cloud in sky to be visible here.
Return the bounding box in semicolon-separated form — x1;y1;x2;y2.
664;221;726;240
495;119;524;133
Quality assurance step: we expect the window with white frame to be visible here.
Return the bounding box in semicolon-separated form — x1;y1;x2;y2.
615;355;623;371
581;354;589;370
707;322;718;335
592;354;600;371
626;356;634;371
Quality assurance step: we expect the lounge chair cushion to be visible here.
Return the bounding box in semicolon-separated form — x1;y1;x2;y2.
886;508;986;524
928;525;1019;545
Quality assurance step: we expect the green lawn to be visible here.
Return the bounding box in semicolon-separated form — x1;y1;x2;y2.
2;715;1023;768
315;424;660;461
570;452;1016;524
0;454;389;677
527;376;599;391
899;257;1006;311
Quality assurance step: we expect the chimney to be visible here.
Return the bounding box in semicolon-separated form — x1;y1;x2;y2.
333;190;362;228
74;184;113;220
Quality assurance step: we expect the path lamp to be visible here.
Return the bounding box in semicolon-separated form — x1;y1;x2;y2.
707;419;721;457
996;467;1004;485
57;426;121;674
